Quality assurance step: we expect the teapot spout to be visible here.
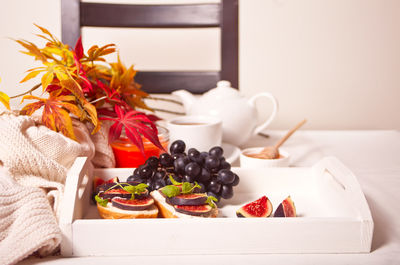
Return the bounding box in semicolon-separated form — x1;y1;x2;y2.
172;89;197;113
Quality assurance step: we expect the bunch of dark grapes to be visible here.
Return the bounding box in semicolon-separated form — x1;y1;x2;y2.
127;140;240;202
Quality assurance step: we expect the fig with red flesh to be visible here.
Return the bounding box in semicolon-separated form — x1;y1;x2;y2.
97;183;148;199
93;176;105;191
174;204;212;216
94;177;120;193
111;196;154;211
236;196;273;218
274;196;296;217
99;189;132;199
166;193;208;206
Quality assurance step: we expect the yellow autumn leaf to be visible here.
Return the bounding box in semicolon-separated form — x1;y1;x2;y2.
41;71;54;90
83;102;100;134
20;70;43;83
0;91;10;110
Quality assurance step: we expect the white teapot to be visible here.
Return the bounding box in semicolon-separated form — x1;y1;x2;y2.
172;80;278;146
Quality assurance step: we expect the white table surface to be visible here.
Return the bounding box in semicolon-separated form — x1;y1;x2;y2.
20;130;400;265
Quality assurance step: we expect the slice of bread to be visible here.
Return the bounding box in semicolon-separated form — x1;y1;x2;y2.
150;190;218;218
97;202;158;219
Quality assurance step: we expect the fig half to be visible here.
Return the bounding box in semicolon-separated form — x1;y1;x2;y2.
111;196;154;211
174;204;212;216
166;193;208;206
274;196;296;217
236;196;273;218
98;183;148;200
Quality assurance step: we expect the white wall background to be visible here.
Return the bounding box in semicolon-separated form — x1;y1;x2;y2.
0;0;399;130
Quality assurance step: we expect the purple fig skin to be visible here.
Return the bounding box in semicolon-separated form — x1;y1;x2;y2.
273;197;296;217
273;203;285;217
166;193;208;206
99;190;132;200
99;188;148;200
111;196;154;211
174;204;212;216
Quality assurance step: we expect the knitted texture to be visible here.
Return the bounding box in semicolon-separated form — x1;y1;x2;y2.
0;111;115;263
0;168;61;265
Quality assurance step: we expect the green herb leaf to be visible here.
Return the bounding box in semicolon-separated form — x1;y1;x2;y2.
123;185;136;193
181;182;192;194
135;183;148;194
206;196;218;208
169;175;182;186
95;194;109;207
161;185;181;198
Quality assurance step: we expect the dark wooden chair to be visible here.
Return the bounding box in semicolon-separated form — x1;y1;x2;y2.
61;0;238;94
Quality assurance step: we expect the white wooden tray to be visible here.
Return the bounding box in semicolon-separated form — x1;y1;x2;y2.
59;157;373;256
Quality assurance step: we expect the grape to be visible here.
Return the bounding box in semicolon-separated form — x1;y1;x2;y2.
172;153;184;161
208;179;222;194
122;139;238;202
174;155;190;174
220;160;231;170
196;182;206;193
217;169;235;184
127;174;143;183
197;168;211;183
154;170;165;179
231;173;240;186
183;175;195;183
170;140;186;154
159;153;173;167
138;165;153;179
145;178;154;190
220;185;234;199
199;152;208;165
184;162;201;178
207;191;221;202
146;156;159;169
167;174;182;185
204;155;220;170
209;146;223;158
153;179;166;190
187;148;201;162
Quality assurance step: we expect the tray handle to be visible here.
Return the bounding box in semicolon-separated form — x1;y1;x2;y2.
59;157;92;256
312;156;373;221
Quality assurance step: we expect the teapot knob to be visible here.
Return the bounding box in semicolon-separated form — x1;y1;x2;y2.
217;80;231;88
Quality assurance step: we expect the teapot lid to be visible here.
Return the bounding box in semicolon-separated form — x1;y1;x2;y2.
203;80;240;99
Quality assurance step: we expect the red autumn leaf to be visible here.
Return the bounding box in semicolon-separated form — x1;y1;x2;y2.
73;53;93;94
74;37;84;60
100;105;165;156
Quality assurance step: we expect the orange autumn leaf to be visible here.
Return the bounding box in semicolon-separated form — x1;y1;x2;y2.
59;78;86;103
20;94;77;140
15;39;47;62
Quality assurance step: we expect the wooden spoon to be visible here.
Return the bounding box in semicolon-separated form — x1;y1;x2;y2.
251;119;307;159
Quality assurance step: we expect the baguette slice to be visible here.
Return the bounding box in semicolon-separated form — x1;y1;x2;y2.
151;190;218;218
97;202;158;219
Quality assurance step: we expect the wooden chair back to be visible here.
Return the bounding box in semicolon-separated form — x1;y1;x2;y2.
61;0;239;94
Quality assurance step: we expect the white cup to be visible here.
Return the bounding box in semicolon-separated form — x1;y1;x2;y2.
167;115;222;152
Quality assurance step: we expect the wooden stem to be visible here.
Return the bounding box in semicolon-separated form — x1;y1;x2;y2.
274;119;307;148
146;96;183;106
151;108;185;115
9;83;41;99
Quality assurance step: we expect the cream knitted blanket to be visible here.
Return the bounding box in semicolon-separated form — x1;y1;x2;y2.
0;111;115;265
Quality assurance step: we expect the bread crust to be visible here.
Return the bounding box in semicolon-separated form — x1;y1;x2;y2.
97;203;158;219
